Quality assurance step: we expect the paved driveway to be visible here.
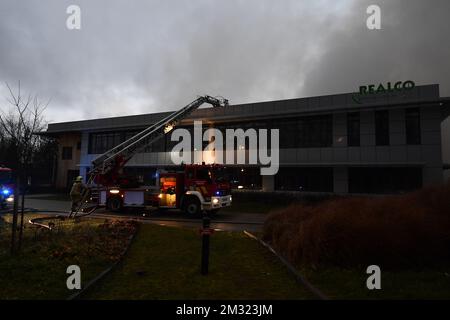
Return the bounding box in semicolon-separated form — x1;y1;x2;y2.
2;195;267;232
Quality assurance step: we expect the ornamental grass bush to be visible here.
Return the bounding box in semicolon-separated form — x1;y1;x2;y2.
262;183;450;269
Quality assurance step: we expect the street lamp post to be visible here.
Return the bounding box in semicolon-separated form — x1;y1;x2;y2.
201;213;211;275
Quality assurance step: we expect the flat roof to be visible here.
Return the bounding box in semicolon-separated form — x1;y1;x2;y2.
43;84;445;134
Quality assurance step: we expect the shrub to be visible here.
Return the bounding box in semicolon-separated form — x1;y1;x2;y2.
262;183;450;269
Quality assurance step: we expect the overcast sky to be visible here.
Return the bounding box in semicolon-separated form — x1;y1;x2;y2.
0;0;449;127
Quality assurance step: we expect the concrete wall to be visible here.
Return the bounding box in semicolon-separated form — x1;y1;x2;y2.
420;105;444;185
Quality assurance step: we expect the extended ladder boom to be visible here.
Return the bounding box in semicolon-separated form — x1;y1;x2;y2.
91;95;228;177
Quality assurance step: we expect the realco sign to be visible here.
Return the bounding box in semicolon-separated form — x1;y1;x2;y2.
352;80;415;104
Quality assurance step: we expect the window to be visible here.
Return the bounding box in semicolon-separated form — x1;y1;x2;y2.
88;130;163;154
278;119;298;148
146;135;166;153
88;132;122;154
212;123;255;151
347;112;360;146
375;110;389;146
225;166;261;189
189;116;332;151
76;141;81;150
297;115;333;148
62;146;73;160
275;167;333;192
405;108;421;145
272;115;332;148
348;167;422;194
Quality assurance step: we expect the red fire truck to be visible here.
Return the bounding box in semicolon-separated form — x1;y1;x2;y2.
0;166;14;209
72;95;232;217
96;164;232;214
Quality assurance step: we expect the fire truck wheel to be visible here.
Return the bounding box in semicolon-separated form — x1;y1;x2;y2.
107;197;123;212
183;197;201;216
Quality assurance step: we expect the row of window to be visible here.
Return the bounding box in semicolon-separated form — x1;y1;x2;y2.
87;115;333;154
347;108;421;147
348;167;422;194
218;166;422;193
275;167;334;192
86;109;422;155
79;165;422;194
275;166;422;193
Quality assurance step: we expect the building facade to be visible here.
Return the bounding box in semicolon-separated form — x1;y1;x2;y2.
43;84;450;194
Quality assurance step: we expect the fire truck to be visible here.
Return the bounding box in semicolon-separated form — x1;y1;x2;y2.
72;95;232;217
0;166;14;209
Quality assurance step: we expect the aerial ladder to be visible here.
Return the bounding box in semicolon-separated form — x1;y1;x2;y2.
70;95;229;218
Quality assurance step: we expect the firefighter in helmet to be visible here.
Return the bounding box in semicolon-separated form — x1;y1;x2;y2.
70;176;85;213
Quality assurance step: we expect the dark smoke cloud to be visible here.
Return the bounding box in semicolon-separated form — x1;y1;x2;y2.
302;0;450;96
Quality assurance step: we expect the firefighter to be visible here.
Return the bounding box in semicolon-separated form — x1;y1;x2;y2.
70;176;85;213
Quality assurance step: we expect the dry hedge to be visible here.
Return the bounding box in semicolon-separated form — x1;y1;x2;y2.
262;183;450;268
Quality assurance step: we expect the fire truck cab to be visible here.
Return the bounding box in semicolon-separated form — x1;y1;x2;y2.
159;164;232;214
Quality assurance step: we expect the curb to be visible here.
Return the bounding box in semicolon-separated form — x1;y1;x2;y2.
243;230;329;300
66;224;139;300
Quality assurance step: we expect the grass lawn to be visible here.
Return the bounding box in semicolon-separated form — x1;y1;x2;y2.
86;224;314;299
0;213;137;299
300;266;450;300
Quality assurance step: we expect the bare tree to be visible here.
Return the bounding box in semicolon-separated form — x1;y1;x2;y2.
0;81;48;254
